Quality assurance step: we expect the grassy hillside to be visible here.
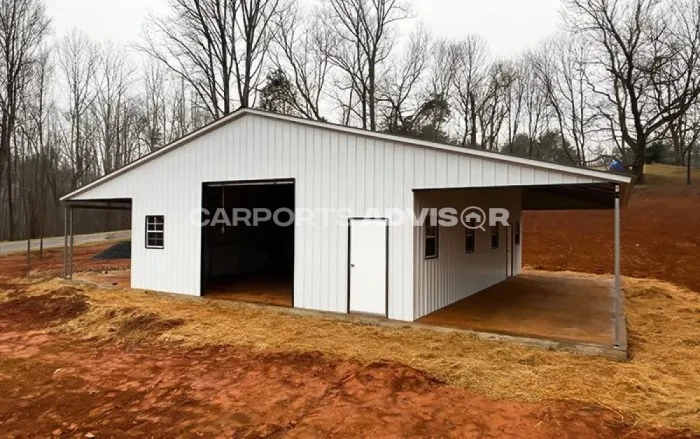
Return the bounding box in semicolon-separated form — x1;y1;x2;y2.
643;163;700;187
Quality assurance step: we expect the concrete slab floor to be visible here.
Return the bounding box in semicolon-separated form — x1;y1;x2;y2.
417;271;620;347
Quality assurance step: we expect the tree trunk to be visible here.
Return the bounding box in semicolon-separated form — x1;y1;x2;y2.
632;134;646;184
461;115;469;146
0;108;11;237
469;93;477;148
6;149;14;241
368;71;376;131
0;144;6;200
688;146;692;185
632;152;645;184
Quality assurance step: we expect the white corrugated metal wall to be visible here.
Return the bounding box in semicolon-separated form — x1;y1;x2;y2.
413;189;523;319
72;112;603;321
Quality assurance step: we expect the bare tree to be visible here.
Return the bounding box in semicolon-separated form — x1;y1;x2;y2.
18;47;52;249
665;98;700;183
423;38;459;138
519;53;551;158
453;35;488;147
94;44;138;174
170;75;189;139
271;4;331;120
0;0;50;240
504;59;526;150
534;37;598;165
144;0;281;119
143;0;236;119
380;25;430;132
323;0;409;130
141;59;169;152
478;61;515;151
234;0;282;109
566;0;700;182
57;30;99;191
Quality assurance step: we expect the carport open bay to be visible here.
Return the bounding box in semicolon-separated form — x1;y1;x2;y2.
418;271;617;347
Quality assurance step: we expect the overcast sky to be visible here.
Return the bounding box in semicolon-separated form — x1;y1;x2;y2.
47;0;563;57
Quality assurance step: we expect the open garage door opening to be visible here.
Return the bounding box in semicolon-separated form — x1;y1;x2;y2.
201;180;294;307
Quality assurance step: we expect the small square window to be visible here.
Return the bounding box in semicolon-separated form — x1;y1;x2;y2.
425;214;439;259
491;225;499;249
515;221;521;245
465;223;476;254
146;215;164;249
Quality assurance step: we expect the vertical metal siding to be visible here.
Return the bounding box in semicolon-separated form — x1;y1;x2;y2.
412;189;523;320
73;113;597;321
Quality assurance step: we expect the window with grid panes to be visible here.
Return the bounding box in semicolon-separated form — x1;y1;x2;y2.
145;216;164;249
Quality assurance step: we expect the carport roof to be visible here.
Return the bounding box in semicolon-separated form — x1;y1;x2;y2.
414;183;629;210
61;108;634;203
522;183;627;210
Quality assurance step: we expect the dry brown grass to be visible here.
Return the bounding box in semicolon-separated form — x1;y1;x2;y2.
4;271;700;431
643;163;700;187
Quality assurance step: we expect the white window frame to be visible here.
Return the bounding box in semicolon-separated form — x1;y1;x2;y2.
145;215;165;249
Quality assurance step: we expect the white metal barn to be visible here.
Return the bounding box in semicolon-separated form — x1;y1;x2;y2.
61;108;633;336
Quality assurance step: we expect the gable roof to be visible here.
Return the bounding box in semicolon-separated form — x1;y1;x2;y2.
61;107;633;202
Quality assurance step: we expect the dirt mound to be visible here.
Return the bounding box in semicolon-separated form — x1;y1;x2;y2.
0;283;27;297
0;290;89;329
106;308;185;341
626;284;675;300
341;360;443;396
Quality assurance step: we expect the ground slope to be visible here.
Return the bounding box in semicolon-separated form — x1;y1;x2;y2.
524;164;700;292
0;277;697;438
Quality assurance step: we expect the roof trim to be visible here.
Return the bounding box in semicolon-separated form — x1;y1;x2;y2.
61;108;633;201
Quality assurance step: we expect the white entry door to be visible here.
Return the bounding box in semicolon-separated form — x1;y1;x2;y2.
349;218;388;316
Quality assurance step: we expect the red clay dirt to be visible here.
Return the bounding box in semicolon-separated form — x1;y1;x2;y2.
0;243;130;281
524;185;700;293
0;276;694;438
0;287;89;330
0;316;689;438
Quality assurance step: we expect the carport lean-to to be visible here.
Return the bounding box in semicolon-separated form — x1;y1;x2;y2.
414;181;626;354
62;198;132;281
530;181;625;350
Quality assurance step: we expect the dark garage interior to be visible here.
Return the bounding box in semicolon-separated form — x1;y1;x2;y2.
201;181;294;307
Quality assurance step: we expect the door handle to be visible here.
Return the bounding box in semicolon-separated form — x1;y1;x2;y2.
350;264;355;268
